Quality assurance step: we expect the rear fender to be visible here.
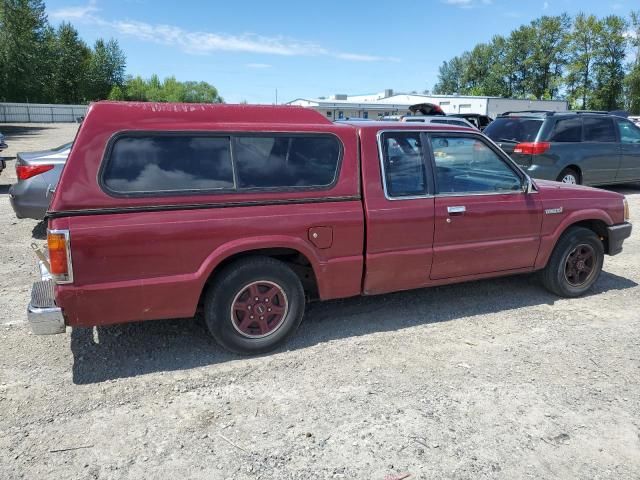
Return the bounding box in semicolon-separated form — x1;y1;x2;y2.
196;235;327;296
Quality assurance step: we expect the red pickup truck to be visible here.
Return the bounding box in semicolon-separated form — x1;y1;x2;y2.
28;102;632;354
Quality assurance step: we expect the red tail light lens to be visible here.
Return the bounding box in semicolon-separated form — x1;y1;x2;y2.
513;142;551;155
16;164;54;180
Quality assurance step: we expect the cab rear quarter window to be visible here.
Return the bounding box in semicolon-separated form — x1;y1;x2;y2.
100;132;343;196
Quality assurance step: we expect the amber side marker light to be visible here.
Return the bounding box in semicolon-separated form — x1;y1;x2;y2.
624;199;630;222
47;229;73;284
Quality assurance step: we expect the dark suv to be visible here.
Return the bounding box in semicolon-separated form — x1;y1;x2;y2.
484;111;640;185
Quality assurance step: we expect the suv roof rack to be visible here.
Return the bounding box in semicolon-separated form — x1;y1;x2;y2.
499;110;555;117
571;110;608;115
570;110;629;117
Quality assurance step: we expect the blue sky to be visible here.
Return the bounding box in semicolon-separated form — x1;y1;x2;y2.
46;0;636;104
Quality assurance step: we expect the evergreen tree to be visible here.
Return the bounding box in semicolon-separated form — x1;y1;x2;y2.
85;38;126;101
52;22;89;103
0;0;50;102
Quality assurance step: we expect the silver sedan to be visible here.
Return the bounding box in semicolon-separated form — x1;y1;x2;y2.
9;142;71;220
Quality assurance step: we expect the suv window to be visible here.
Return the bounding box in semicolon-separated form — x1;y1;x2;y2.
234;135;340;189
103;135;234;194
380;132;428;198
616;118;640;144
431;136;522;194
549;117;582;142
483;117;543;142
583;117;616;142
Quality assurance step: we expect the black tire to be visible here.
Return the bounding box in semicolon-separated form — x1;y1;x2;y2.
557;168;580;185
204;256;305;355
541;227;604;297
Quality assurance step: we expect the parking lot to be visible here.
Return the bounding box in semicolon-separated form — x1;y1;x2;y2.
0;123;639;479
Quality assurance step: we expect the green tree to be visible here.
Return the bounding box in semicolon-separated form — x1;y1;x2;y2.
52;22;90;103
566;13;601;108
182;80;223;103
529;14;571;99
85;38;126;100
114;75;223;103
0;0;50;102
433;56;465;94
624;11;640;114
504;24;536;98
591;15;628;110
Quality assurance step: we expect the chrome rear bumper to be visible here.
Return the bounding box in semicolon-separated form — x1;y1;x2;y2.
27;262;66;335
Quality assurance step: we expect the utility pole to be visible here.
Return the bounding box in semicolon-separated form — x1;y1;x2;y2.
275;88;278;105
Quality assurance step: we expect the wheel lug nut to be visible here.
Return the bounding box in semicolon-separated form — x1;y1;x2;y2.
255;297;259;301
260;316;264;320
267;308;272;312
250;315;254;319
265;298;269;303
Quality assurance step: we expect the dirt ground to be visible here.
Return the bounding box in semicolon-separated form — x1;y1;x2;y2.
0;123;639;480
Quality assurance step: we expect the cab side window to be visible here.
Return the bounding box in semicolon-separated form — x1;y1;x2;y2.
431;136;522;194
616;118;640;144
380;132;428;198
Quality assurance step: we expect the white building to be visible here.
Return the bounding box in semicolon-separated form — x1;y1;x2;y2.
287;89;568;120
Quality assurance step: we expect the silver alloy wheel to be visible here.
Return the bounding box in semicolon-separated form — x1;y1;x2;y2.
561;174;577;184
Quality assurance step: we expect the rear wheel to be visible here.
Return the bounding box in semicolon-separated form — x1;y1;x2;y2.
557;168;580;185
204;256;305;355
541;227;604;297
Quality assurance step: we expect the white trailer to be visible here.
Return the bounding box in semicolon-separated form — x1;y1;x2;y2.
424;96;568;118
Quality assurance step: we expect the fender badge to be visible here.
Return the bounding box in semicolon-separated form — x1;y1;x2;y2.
545;207;563;215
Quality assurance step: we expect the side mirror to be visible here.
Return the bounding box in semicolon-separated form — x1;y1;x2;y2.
522;176;535;194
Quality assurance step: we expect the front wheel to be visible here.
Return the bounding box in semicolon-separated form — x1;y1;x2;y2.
541;227;604;297
204;256;305;355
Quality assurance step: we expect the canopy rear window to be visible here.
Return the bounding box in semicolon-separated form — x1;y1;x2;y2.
101;132;342;196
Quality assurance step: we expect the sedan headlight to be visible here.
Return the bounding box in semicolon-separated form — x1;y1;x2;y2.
624;198;630;222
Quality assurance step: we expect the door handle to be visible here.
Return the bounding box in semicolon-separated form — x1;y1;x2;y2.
447;206;466;215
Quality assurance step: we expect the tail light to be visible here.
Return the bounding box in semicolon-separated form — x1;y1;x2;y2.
47;229;73;284
624;198;630;222
513;142;551;155
16;164;54;180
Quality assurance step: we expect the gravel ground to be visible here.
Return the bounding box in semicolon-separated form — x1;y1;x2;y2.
1;123;639;480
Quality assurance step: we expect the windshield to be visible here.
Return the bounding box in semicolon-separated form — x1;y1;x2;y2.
484;117;543;142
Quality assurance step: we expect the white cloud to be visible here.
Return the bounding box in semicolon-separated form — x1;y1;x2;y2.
245;63;272;69
50;1;398;62
543;1;549;9
442;0;492;8
50;0;98;19
334;52;400;62
443;0;473;7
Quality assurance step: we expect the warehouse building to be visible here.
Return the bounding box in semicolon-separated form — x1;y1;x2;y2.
286;89;568;120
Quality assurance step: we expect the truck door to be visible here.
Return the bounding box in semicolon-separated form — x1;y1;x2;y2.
428;133;542;279
361;129;436;295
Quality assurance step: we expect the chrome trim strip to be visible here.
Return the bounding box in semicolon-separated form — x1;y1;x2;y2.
47;229;74;284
